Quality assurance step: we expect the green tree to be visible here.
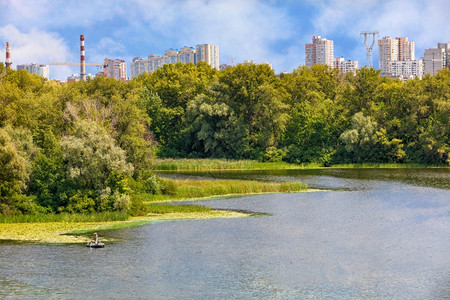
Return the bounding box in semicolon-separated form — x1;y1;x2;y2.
60;120;134;192
339;112;379;162
0;128;28;215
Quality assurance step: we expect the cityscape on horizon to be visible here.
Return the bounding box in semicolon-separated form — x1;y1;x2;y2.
5;34;450;82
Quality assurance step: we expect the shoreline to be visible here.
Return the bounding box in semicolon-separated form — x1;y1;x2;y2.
0;210;250;244
0;189;319;244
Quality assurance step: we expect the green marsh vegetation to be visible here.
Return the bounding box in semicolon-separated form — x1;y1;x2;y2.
0;62;448;221
153;158;436;171
135;178;308;202
153;158;298;170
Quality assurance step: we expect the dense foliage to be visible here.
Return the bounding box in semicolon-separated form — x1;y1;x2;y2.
0;62;448;215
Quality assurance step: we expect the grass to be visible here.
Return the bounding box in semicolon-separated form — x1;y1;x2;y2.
146;203;212;214
138;179;308;202
153;158;298;171
0;176;310;244
153;158;436;171
0;211;249;244
0;212;129;223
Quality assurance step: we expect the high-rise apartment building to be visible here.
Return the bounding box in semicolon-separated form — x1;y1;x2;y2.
437;43;450;68
16;63;49;79
378;37;415;76
195;44;219;70
130;55;148;79
130;44;219;79
334;57;358;74
389;59;423;80
424;47;445;76
305;36;334;68
378;37;398;74
397;37;415;61
105;59;126;81
177;47;196;64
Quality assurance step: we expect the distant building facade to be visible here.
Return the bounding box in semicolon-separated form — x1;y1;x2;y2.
305;36;334;68
334;57;358;74
16;63;49;79
389;59;423;80
378;36;416;78
438;43;450;68
177;46;196;64
423;43;450;76
195;44;220;69
105;59;126;81
130;44;219;79
66;73;94;83
240;60;273;69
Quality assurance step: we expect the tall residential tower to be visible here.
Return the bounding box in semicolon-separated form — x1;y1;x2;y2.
378;36;415;75
305;36;334;68
195;44;219;69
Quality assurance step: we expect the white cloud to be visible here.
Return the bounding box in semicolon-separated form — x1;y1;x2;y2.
308;0;450;66
128;0;297;72
2;0;447;76
0;24;76;79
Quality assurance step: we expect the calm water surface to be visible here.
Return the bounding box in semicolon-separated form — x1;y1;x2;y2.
1;169;449;299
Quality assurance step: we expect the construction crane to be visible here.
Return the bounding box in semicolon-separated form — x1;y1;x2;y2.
50;60;112;78
101;58;121;78
49;62;103;67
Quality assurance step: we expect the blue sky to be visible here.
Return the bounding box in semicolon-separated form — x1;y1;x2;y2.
1;0;449;80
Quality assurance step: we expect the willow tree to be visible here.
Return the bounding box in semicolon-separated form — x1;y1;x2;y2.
0;128;28;215
60;120;134;213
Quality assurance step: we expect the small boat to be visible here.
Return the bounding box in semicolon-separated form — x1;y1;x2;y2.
86;242;105;248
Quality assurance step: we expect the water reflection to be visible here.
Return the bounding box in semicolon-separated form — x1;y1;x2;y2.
158;168;450;190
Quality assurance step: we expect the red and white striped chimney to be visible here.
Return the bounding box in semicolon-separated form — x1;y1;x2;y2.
5;42;12;69
80;35;86;81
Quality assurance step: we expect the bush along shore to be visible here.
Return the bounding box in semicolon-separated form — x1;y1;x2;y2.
0;176;309;243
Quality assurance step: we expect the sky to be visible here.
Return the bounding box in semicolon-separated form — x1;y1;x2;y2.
0;0;449;80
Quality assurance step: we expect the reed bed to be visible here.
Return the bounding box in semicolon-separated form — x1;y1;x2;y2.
153;158;297;171
153;159;434;171
0;210;248;244
147;203;211;214
0;212;129;223
141;179;308;202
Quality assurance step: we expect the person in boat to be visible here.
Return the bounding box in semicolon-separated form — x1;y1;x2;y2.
93;232;98;244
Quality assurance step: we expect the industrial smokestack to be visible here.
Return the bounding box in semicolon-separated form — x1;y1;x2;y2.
80;35;86;81
5;42;12;69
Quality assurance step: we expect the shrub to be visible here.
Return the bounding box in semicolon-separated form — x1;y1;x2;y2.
144;175;162;194
112;192;131;212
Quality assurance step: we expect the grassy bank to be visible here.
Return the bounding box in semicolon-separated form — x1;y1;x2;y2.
0;211;248;244
0;173;310;244
137;178;308;202
153;158;298;170
0;212;130;224
153;158;434;171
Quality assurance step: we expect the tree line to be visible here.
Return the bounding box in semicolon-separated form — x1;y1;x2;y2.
0;61;448;215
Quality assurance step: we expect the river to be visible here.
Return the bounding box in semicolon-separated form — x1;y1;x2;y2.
0;169;449;299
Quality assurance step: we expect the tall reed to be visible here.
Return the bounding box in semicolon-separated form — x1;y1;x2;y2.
153;159;296;171
0;212;129;223
141;179;308;202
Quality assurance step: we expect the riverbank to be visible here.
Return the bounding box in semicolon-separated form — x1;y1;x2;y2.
153;158;434;171
0;210;249;244
139;178;308;202
0;177;310;244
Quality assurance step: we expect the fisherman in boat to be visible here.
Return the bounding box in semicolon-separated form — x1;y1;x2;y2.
93;232;98;245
